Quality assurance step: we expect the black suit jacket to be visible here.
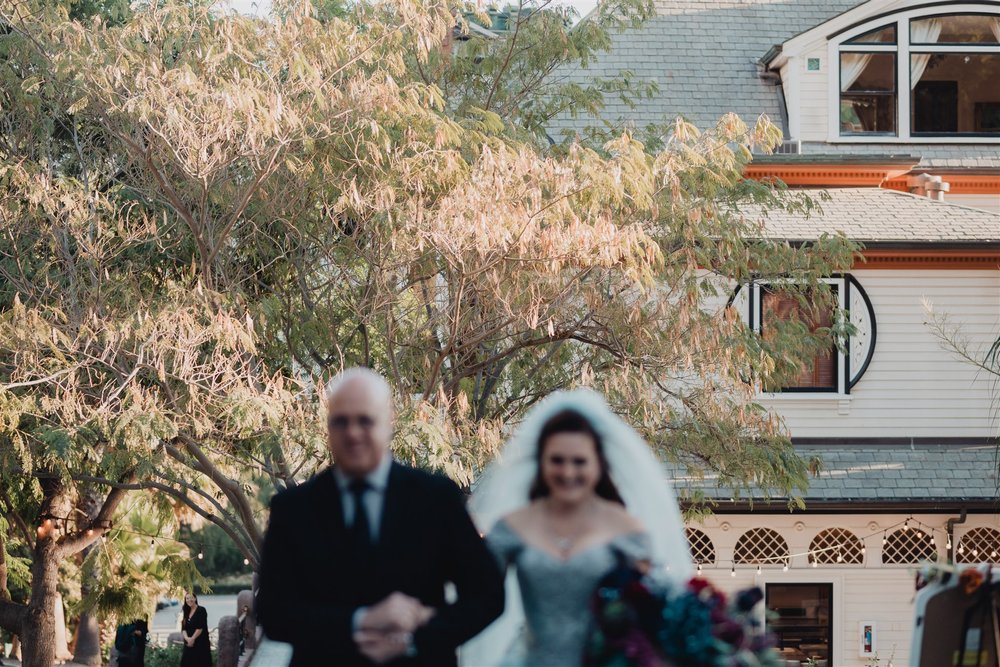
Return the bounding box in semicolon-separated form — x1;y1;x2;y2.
257;462;504;667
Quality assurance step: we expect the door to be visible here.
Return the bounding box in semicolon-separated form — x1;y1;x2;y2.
766;583;833;666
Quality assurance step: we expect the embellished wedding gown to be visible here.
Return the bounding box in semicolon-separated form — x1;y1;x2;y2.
486;519;652;667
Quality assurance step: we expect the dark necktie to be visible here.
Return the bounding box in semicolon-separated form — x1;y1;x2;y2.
348;479;373;555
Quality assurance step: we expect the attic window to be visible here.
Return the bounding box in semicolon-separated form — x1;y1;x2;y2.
837;11;1000;138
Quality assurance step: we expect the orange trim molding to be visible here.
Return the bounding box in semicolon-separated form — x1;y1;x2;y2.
885;175;1000;195
745;164;915;186
857;249;1000;269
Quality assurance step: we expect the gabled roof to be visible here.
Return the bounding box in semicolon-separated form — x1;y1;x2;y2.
743;188;1000;244
670;444;1000;504
549;0;1000;168
549;0;863;135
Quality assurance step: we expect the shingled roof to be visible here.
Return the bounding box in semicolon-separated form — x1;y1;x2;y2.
742;188;1000;244
670;444;1000;503
549;0;1000;168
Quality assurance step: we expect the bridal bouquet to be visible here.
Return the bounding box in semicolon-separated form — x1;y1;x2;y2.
585;565;782;667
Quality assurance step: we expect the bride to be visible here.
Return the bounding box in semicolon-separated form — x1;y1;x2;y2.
463;389;693;667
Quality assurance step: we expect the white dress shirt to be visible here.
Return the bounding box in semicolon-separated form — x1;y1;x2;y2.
332;453;393;543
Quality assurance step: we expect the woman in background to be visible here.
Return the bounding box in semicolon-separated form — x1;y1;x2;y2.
180;593;212;667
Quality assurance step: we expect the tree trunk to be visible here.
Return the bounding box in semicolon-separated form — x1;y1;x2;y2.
18;476;74;667
20;534;60;667
73;492;103;666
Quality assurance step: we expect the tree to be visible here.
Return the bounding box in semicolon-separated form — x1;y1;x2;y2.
0;0;856;664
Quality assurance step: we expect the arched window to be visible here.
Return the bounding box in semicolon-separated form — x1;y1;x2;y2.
809;528;865;565
836;10;1000;138
882;527;938;564
956;527;1000;563
686;527;716;565
734;528;789;566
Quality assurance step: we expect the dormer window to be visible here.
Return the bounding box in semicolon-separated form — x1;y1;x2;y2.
835;11;1000;139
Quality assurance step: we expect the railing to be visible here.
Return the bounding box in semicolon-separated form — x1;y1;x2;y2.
148;627;220;649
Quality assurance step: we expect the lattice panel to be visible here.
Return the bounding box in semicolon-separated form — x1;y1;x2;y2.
957;527;1000;563
882;528;938;564
686;528;716;565
808;528;865;565
734;527;789;565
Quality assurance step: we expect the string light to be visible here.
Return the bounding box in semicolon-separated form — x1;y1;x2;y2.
197;552;204;560
782;562;788;572
903;519;909;531
756;564;762;575
243;558;250;566
730;564;736;577
696;563;702;574
947;537;953;550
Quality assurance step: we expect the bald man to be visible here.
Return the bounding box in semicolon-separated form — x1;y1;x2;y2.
257;368;504;666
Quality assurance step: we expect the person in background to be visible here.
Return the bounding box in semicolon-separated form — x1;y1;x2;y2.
116;618;148;667
181;593;212;667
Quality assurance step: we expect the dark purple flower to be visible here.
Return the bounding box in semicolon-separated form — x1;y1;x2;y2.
734;587;763;612
714;619;745;646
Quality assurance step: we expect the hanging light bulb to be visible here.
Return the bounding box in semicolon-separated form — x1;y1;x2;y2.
959;543;965;555
861;544;867;554
197;551;204;560
811;554;818;568
697;562;702;574
730;564;736;577
836;549;843;563
782;562;789;572
882;533;888;546
947;537;953;550
903;519;909;531
930;535;936;546
757;564;762;575
974;548;980;558
243;558;250;566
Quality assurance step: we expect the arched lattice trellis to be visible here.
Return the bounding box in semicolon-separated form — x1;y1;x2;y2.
734;527;789;566
809;527;865;565
686;527;716;565
957;527;1000;563
882;527;938;564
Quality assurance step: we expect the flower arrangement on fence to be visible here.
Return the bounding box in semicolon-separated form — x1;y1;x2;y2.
585;564;783;667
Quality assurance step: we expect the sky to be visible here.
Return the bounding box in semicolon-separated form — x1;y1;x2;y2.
226;0;601;20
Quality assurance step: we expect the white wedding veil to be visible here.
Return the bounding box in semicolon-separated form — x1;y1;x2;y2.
461;389;693;666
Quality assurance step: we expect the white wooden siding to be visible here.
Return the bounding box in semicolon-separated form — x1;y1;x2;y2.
794;45;829;141
947;193;1000;214
760;269;1000;438
690;513;1000;667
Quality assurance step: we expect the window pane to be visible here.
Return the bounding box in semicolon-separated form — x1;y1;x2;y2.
846;24;896;44
761;290;837;391
840;95;897;133
911;15;1000;44
841;53;895;92
911;54;1000;134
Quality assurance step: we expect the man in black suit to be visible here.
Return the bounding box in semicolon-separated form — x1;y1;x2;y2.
257;368;504;666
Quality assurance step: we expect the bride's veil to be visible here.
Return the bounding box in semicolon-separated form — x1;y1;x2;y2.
461;389;693;666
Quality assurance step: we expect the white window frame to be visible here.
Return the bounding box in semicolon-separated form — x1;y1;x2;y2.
753;276;847;398
827;4;1000;143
